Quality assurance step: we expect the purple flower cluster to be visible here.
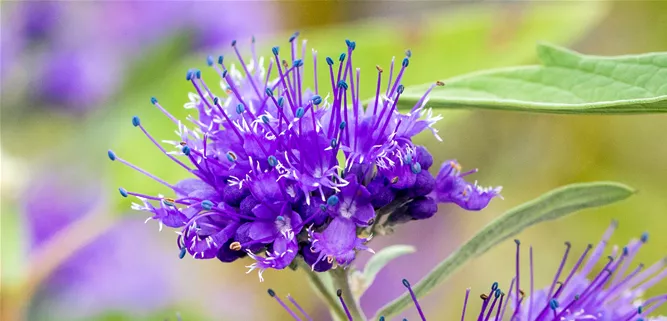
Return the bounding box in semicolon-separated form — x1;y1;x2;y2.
110;34;501;281
267;222;666;320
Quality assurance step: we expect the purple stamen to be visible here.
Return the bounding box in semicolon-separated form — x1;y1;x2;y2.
500;278;514;319
212;98;245;142
512;239;521;318
135;120;192;171
547;242;572;300
232;41;262;100
268;289;303;321
312;49;319;95
493;292;504;321
528;246;534;320
612;239;643;286
461;288;471;321
150;98;179;124
402;279;426;321
373;65;383;115
221;73;258;119
109;152;184;193
337;289;353;321
272;51;298;112
555;244;593;300
580;220;618;277
483;289;501;321
385;57;395;97
287;294;314;321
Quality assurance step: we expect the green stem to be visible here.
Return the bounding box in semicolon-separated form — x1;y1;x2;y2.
330;268;366;321
299;261;347;321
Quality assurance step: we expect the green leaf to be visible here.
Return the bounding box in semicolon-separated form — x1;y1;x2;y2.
373;181;635;319
401;43;667;114
362;245;416;291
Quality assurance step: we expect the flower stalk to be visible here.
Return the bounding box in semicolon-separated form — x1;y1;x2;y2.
298;260;348;321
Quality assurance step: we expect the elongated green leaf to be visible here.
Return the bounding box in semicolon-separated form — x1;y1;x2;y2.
401;43;667;114
374;182;635;319
362;245;416;291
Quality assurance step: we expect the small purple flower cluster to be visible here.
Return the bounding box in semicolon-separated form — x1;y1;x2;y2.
110;34;501;281
269;222;666;320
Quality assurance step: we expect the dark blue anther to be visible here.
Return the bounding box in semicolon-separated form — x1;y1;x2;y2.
402;57;409;67
179;247;187;259
195;70;201;79
218;55;224;65
213;97;219;105
221;69;228;78
339;53;346;62
397;84;405;94
312;95;322;105
206;56;214;66
150;97;158;105
231;40;237;47
272;46;280;56
320;204;328;212
132;116;140;127
326;57;334;66
337;80;348;90
411;162;422;174
163;198;174;207
549;299;559;310
201;200;214;211
277;96;285;107
226;152;236;162
268;155;278;167
293;59;303;67
186;69;194;81
330;138;337;148
182;146;191;156
236;104;245;114
265;87;274;96
107;150;116;161
268;289;276;297
327;195;339;206
402;279;411;288
262;115;270;124
119;188;128;197
492;282;499;291
295;107;305;118
641;232;649;243
339;121;346;130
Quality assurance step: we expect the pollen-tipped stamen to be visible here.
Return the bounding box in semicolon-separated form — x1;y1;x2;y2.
336;289;353;321
268;289;303;321
402;279;426;321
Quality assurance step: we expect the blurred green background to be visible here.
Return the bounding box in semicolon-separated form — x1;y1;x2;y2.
1;1;666;320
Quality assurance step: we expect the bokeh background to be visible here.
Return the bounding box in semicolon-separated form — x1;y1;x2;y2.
1;1;666;320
